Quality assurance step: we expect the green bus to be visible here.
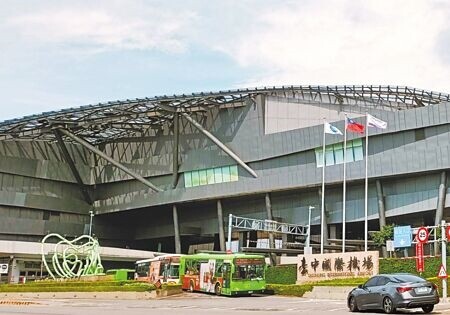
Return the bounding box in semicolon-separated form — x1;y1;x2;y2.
105;269;135;281
179;253;266;296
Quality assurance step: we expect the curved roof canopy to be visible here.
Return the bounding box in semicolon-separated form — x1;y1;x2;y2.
1;85;449;144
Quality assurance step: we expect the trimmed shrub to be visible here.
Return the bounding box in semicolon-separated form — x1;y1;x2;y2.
312;277;369;286
266;265;297;284
380;256;448;279
266;284;313;297
0;280;156;293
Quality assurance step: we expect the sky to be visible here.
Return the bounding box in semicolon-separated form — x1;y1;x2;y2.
1;0;450;121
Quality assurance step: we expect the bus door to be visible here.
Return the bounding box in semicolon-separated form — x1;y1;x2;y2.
222;263;231;289
161;260;168;282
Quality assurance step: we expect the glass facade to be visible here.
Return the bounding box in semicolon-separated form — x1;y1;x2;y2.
184;165;239;188
315;138;363;167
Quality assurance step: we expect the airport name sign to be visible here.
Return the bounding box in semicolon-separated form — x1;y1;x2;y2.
296;251;379;284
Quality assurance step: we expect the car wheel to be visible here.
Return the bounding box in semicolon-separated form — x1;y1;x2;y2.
189;281;195;292
382;297;395;314
214;283;222;296
422;305;434;313
348;296;359;312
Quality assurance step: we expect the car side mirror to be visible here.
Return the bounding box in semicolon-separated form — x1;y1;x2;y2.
358;284;364;289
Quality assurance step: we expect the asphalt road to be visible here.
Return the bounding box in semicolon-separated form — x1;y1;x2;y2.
1;293;450;315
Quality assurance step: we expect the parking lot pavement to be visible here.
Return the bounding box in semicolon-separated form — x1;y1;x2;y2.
1;294;450;315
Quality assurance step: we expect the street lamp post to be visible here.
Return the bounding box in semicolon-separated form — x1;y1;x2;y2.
88;210;94;236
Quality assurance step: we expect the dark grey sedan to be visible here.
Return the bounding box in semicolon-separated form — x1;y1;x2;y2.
347;273;439;313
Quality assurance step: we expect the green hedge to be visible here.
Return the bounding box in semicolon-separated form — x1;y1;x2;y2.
380;257;448;279
0;280;156;293
312;277;369;286
7;280;141;287
266;265;297;284
266;284;313;296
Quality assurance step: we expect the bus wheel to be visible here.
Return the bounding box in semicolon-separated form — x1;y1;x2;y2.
214;283;221;296
189;281;194;293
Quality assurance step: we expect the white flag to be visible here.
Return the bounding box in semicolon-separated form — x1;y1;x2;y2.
367;114;387;129
324;122;343;135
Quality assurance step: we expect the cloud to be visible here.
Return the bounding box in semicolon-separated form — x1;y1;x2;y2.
210;0;450;92
5;4;197;54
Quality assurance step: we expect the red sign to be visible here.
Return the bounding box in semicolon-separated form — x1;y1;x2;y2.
446;226;450;240
416;242;424;273
438;264;448;279
417;227;429;243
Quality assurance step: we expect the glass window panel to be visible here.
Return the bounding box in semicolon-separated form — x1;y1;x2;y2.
315;149;324;168
222;166;231;182
184;172;192;188
325;147;334;166
191;171;200;187
352;138;363;147
199;170;207;186
214;167;223;183
354;145;364;161
334;145;344;164
345;146;354;162
206;169;215;184
230;165;238;181
333;143;343;150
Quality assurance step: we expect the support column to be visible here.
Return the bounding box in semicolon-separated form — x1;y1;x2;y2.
181;113;258;178
53;130;92;204
376;179;388;258
265;193;277;265
57;128;162;192
435;171;448;255
239;232;247;251
172;113;179;188
173;205;181;254
217;200;226;252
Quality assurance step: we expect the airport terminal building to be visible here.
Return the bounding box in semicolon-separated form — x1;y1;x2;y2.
0;85;449;264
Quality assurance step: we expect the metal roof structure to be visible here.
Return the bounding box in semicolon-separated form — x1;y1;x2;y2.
1;85;449;144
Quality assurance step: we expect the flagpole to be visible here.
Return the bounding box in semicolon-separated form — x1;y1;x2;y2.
342;116;347;253
364;114;369;251
321;120;326;254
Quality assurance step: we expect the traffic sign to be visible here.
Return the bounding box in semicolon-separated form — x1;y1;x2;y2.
417;227;429;243
416;242;424;273
438;264;448;279
446;226;450;240
394;225;412;248
0;264;7;274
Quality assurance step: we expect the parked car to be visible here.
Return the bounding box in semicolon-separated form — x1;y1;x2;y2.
347;273;439;313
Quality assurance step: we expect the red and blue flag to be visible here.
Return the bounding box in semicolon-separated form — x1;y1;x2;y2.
346;117;365;134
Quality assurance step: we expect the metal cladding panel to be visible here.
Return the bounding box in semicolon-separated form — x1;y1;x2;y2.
0;155;89;183
0;217;45;235
24;194;90;214
43;221;86;237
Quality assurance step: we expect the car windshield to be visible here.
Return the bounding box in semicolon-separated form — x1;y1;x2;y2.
390;274;425;283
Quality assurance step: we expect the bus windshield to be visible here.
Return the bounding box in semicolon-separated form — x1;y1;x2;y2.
167;265;179;278
233;258;265;280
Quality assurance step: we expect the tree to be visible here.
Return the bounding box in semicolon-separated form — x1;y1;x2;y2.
371;224;394;247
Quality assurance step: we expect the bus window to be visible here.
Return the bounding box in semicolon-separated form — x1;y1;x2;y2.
186;260;200;275
136;262;150;277
168;264;179;278
233;263;265;280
